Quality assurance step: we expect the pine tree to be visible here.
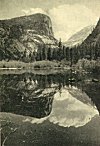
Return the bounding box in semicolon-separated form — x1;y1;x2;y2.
47;47;51;60
65;47;70;61
62;46;65;59
58;38;62;48
70;48;73;66
42;45;46;60
52;49;57;60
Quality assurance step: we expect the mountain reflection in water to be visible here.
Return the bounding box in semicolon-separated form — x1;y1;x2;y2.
0;72;100;126
0;71;100;146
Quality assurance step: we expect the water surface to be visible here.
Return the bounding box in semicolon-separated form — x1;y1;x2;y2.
0;70;100;146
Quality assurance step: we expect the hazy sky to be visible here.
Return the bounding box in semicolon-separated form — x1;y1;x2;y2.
0;0;100;41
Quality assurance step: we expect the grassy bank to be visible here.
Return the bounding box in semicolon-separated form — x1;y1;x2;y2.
76;59;100;72
0;59;100;73
0;60;69;70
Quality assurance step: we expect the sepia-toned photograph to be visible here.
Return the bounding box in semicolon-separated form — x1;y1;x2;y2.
0;0;100;146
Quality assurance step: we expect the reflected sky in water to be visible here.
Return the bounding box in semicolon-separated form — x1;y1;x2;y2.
50;87;99;127
1;71;100;128
22;86;99;128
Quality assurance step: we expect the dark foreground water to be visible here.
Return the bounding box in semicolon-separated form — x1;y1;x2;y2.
0;70;100;146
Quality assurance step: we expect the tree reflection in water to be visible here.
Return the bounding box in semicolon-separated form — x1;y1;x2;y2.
0;71;100;146
0;71;100;120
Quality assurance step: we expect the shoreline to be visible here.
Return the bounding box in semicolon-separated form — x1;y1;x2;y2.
0;60;70;70
0;59;100;72
0;68;71;75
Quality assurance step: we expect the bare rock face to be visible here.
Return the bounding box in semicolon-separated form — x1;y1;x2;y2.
64;25;94;47
64;18;100;48
0;13;57;61
0;13;54;36
83;18;100;46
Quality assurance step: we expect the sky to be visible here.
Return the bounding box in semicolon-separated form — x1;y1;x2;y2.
23;87;99;128
0;0;100;41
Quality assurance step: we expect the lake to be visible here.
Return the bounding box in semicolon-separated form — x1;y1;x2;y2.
0;70;100;146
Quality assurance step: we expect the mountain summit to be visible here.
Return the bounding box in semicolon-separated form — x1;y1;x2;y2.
0;13;54;36
0;13;57;61
64;25;94;47
83;18;100;46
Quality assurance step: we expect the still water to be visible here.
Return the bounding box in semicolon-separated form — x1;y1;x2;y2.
0;70;100;146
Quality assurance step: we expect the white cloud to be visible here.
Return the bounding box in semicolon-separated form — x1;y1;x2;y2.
54;31;71;42
22;8;47;15
49;89;99;127
22;4;99;41
22;87;98;127
30;8;47;15
49;4;99;41
22;9;29;15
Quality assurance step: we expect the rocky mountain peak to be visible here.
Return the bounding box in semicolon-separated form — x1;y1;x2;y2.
82;18;100;45
64;25;94;47
0;13;54;37
0;13;57;61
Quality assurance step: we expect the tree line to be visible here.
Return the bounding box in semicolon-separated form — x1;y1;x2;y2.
22;39;100;64
0;22;100;63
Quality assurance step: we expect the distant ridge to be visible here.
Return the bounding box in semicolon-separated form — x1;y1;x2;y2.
82;18;100;46
64;25;94;47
